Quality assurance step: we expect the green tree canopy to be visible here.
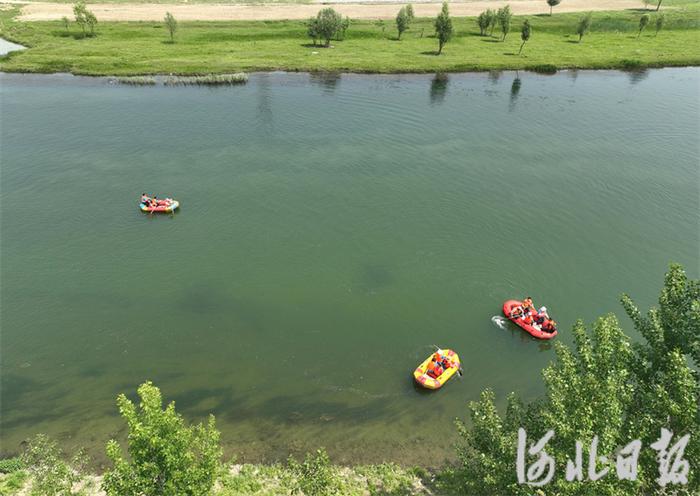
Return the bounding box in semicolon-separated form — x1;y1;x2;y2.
519;19;531;54
547;0;562;16
102;381;222;496
497;5;513;41
434;2;453;55
478;10;495;36
396;7;410;40
313;8;344;47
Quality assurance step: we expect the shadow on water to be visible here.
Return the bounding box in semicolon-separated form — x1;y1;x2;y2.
429;73;449;105
356;263;394;294
624;68;650;85
488;70;503;84
509;74;522;112
309;72;341;93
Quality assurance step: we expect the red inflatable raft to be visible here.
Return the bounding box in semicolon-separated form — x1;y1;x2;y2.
502;299;558;340
139;198;179;213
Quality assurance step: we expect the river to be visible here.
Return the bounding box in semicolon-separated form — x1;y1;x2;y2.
1;68;698;465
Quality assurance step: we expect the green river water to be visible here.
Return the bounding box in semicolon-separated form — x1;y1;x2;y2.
1;69;698;466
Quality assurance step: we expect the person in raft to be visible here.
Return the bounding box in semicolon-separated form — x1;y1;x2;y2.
140;193;151;205
427;359;444;378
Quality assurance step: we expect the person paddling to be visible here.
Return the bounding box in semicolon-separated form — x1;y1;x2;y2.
140;193;151;205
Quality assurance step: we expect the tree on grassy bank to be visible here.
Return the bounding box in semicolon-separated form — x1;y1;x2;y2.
478;9;495;36
102;381;222;496
73;2;97;38
547;0;562;16
448;263;699;494
639;14;650;37
307;8;348;47
164;12;177;43
519;20;531;55
434;2;453;55
576;12;592;42
497;5;513;41
396;6;410;40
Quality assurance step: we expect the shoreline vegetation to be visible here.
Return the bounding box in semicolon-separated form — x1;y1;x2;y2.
1;2;699;75
0;263;698;495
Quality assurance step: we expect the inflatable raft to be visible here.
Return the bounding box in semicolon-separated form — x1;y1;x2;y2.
502;299;557;340
413;349;461;390
140;199;179;213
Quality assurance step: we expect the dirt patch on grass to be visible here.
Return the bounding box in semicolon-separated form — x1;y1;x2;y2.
16;0;644;22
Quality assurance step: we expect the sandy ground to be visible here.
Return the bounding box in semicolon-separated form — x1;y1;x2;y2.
11;0;643;22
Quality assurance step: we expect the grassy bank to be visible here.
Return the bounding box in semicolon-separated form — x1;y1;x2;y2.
1;4;699;75
0;458;437;495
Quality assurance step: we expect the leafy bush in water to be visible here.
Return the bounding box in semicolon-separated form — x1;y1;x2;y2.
288;449;342;496
21;434;86;496
102;381;222;496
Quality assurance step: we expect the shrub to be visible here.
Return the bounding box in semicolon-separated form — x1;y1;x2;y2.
434;2;453;55
73;2;97;37
288;449;342;496
0;457;24;473
102;381;222;496
576;12;592;42
526;63;558;74
21;434;87;496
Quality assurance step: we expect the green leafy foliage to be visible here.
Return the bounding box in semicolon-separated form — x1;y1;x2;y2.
164;12;177;42
309;8;344;47
396;7;410;40
405;4;415;23
288;449;342;496
519;19;531;54
0;470;28;495
102;381;222;496
73;2;97;37
576;12;593;41
477;10;495;36
434;2;452;54
497;5;513;41
0;458;24;474
21;434;86;496
452;264;699;494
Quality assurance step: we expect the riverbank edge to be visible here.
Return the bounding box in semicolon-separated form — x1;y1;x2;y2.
2;5;700;75
0;461;441;495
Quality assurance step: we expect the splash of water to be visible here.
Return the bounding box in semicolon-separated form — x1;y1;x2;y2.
491;315;508;329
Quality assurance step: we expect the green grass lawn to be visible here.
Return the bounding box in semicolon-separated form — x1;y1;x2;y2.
1;5;699;75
